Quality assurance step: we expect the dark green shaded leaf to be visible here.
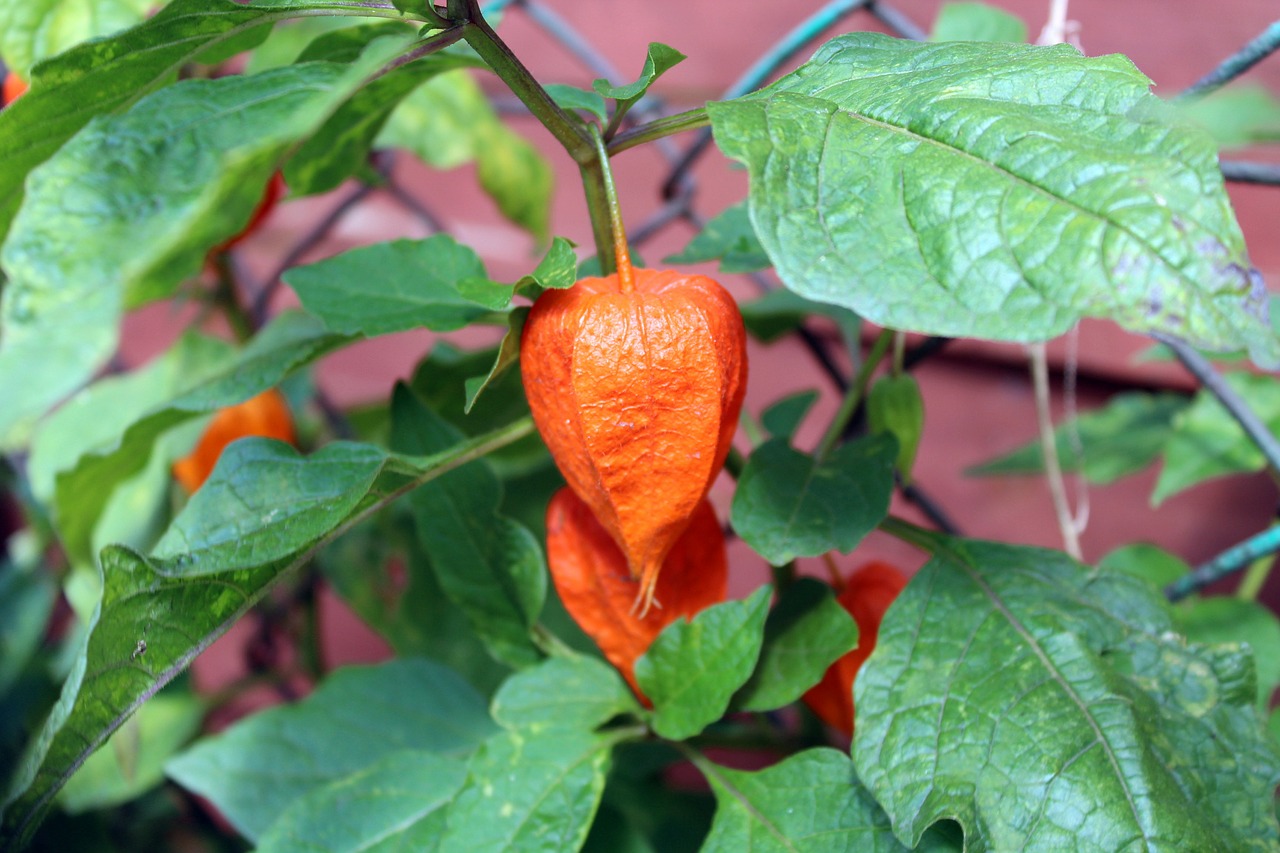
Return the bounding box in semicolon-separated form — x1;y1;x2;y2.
440;729;614;852
58;693;204;814
0;42;401;447
736;578;858;712
0;562;57;695
168;660;492;840
854;538;1280;851
709;33;1280;367
700;748;956;852
255;750;467;853
491;656;638;733
731;436;896;566
739;289;860;344
664;202;770;273
760;390;819;440
867;375;924;482
969;391;1188;485
1154;373;1280;503
465;307;526;413
636;587;772;740
931;2;1027;43
284;235;511;336
394;387;546;667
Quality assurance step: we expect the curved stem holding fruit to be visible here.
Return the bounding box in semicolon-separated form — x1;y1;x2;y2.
588;127;636;290
608;107;711;157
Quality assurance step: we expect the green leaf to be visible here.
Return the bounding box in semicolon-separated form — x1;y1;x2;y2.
0;424;532;848
491;656;639;734
700;748;958;852
26;332;233;505
708;32;1280;368
285;25;480;195
635;586;772;740
476;119;554;243
738;289;860;344
463;308;527;414
52;312;345;565
968;391;1187;485
664;202;770;274
0;562;57;696
731;436;896;566
545;83;607;121
1172;85;1280;149
0;0;413;232
514;236;579;298
594;42;686;107
854;538;1280;851
319;510;512;698
1153;373;1280;503
0;0;153;76
255;750;467;853
57;693;204;814
760;390;819;440
284;235;511;336
867;375;924;483
1096;542;1190;590
930;2;1027;43
168;659;493;841
393;387;547;668
736;578;859;713
0;41;404;448
440;729;614;852
1177;597;1280;709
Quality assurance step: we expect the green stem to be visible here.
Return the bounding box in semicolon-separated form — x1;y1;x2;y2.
814;328;894;460
460;16;592;161
531;623;577;658
586;126;635;287
608;107;711;156
210;253;254;343
580;161;617;277
771;561;797;591
879;515;945;553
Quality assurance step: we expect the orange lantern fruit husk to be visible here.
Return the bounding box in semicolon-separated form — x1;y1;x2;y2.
2;73;28;105
803;561;909;735
545;486;728;703
521;268;747;614
172;389;295;493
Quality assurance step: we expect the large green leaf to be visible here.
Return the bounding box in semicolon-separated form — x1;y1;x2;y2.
0;36;408;448
854;536;1280;851
52;312;346;564
1153;372;1280;503
394;386;547;668
440;728;615;852
930;2;1027;43
1177;597;1280;710
635;587;772;740
168;659;492;841
968;391;1188;485
0;0;154;77
699;748;960;852
0;420;533;849
735;578;858;713
708;33;1279;367
283;235;511;336
491;656;639;734
254;750;468;853
0;0;412;236
731;435;896;566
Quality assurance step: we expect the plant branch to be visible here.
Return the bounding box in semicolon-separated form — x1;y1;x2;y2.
608;107;710;157
1177;19;1280;100
815;328;893;460
1154;332;1280;481
1029;343;1082;560
1166;525;1280;601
